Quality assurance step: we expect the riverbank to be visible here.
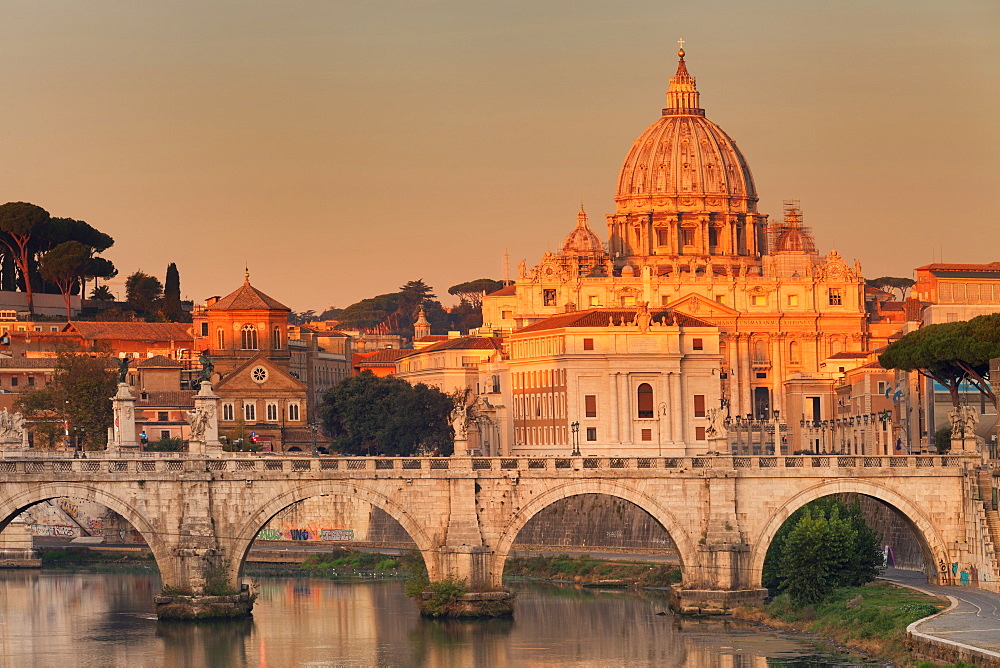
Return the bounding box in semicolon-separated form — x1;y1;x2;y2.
730;582;967;667
504;554;681;587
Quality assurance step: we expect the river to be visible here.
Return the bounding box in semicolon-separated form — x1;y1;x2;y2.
0;572;881;667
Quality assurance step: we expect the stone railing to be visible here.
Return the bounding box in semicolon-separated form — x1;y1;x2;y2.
0;453;979;475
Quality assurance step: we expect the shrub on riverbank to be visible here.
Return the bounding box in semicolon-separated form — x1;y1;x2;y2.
40;548;158;573
503;554;681;586
763;497;883;604
733;583;946;665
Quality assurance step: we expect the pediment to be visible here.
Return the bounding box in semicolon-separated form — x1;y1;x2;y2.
215;355;306;392
664;293;740;318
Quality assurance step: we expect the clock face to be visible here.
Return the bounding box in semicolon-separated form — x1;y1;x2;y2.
251;366;268;383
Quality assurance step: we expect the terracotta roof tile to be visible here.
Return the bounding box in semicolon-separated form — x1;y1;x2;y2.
0;358;58;369
354;349;414;366
485;285;517;297
827;351;869;359
398;337;503;358
514;308;715;333
916;262;1000;272
209;281;290;311
66;322;194;342
136;390;196;408
137;355;184;368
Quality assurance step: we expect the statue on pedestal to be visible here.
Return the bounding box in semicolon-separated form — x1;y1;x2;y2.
186;405;215;441
0;409;25;444
198;351;215;384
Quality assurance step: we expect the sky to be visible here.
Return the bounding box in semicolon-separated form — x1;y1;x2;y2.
1;1;997;312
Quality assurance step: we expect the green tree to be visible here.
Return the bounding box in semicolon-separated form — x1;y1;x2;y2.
89;284;116;302
15;345;117;450
161;262;184;321
447;278;504;309
878;314;1000;410
0;202;50;314
125;271;164;318
866;276;915;300
762;497;883;605
38;241;94;319
320;371;454;456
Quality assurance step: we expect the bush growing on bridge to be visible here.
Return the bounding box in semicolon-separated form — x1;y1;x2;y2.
763;497;883;605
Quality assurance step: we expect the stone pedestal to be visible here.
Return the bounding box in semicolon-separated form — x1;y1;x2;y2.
187;382;223;455
109;383;140;453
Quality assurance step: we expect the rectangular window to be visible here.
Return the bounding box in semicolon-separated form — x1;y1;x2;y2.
682;228;694;246
692;338;703;351
621;295;636;306
828;289;842;305
501;310;512;320
756;372;767;379
585;395;597;418
543;289;557;306
641;429;652;441
693;394;706;418
877;381;887;395
715;294;726;305
10;377;17;387
657;229;669;247
288;403;300;421
244;402;256;421
200;322;209;336
588;295;599;307
27;376;34;386
266;403;278;421
222;403;234;421
160;430;171;440
695;426;706;440
583;338;594;351
157;411;169;422
751;295;766;307
586;427;597;442
787;294;799;307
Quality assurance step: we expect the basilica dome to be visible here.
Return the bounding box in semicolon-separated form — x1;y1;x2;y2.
615;49;758;217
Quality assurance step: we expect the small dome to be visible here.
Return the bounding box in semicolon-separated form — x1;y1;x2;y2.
773;227;813;253
562;206;604;256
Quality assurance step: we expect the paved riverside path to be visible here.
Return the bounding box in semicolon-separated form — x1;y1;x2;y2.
884;568;1000;658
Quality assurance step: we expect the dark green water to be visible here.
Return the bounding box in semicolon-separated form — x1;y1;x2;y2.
0;572;882;667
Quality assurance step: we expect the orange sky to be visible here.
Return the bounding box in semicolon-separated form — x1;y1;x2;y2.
1;1;997;312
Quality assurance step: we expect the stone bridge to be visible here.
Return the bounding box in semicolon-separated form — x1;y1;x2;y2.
0;452;996;612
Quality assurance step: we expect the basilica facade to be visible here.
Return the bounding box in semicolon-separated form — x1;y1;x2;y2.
482;48;868;441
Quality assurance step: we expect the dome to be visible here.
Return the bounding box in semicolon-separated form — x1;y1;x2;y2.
562;206;604;256
614;50;758;216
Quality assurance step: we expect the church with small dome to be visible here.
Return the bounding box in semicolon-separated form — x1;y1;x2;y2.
481;47;869;453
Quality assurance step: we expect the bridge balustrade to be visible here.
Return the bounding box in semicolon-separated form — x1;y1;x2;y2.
0;453;977;476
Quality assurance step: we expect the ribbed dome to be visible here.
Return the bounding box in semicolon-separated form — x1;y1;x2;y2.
562;206;603;256
773;227;815;253
615;50;757;216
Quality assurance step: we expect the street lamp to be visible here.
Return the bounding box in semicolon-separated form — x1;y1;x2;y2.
309;421;320;457
570;421;580;456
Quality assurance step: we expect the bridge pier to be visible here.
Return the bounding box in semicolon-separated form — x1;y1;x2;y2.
671;543;767;613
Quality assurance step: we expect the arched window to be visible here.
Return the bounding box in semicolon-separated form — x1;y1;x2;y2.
753;340;768;362
637;383;654;418
241;324;258;350
273;326;281;350
788;340;800;364
216;328;225;350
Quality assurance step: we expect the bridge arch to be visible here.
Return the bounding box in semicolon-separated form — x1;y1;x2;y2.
749;479;951;587
490;480;697;587
0;483;175;584
229;480;439;582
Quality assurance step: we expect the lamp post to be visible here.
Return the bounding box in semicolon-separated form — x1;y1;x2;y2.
309;421;320;458
570;421;580;456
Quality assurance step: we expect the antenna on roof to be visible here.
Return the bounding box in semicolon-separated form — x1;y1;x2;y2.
502;249;510;286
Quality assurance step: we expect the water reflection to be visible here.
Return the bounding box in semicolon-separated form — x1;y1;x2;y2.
0;572;878;667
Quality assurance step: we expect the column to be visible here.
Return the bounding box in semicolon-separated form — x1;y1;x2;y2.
609;372;620;444
670;372;683;445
